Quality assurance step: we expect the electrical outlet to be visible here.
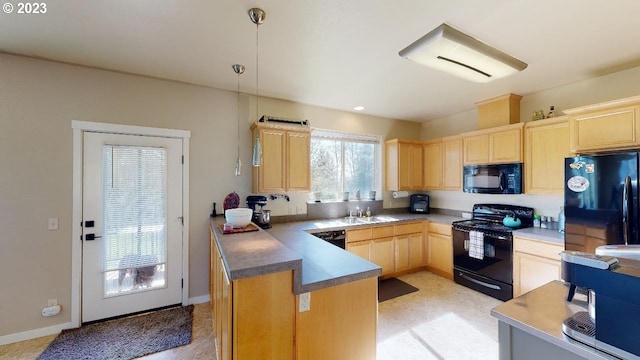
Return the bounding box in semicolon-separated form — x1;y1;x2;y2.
48;218;59;231
299;292;311;312
296;206;305;214
47;299;58;307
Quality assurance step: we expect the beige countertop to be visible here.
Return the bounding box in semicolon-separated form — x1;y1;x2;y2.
211;212;460;294
491;281;619;360
513;227;565;244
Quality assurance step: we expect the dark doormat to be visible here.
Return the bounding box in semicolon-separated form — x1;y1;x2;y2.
378;278;419;302
37;305;193;360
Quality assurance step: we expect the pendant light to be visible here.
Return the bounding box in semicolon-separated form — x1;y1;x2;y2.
233;64;245;176
249;8;265;167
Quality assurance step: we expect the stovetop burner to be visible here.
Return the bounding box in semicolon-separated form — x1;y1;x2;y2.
452;204;535;234
453;219;521;233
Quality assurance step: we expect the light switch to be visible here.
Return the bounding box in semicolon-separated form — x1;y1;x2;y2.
48;218;59;231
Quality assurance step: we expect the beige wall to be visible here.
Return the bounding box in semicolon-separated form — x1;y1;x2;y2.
0;53;420;338
420;65;640;218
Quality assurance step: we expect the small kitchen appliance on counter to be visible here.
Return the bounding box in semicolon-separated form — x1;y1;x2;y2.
452;204;534;301
246;195;271;229
561;250;640;359
409;194;429;214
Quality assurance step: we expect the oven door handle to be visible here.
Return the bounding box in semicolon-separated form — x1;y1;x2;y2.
458;272;501;290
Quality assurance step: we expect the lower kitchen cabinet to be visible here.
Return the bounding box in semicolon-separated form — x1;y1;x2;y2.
372;237;395;276
425;222;453;279
513;236;563;297
395;222;425;272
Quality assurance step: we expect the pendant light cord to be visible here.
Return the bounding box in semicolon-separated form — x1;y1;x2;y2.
237;71;241;159
256;22;259;122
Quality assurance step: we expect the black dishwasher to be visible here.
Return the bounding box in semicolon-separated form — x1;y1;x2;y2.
312;230;346;249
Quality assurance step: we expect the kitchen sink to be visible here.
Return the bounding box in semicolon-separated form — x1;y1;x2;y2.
339;215;399;225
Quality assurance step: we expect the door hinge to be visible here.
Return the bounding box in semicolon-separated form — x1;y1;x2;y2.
181;278;184;288
181;155;184;164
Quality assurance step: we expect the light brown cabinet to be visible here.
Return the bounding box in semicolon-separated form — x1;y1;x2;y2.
210;229;295;360
425;222;453;279
524;116;571;194
394;222;425;272
251;123;310;193
423;136;462;190
462;123;524;165
513;236;563;297
385;139;423;191
564;95;640;153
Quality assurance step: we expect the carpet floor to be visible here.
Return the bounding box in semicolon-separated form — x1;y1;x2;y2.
36;305;193;360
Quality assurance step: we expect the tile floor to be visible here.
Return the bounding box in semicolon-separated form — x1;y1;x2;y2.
0;270;501;360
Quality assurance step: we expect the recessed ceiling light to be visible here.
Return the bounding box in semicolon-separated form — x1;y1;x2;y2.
354;106;365;111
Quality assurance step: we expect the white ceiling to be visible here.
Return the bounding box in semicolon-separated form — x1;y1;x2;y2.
2;0;640;122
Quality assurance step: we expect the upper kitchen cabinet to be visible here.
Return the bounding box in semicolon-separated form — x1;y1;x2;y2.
462;123;524;165
524;116;571;194
564;95;640;153
423;135;462;190
476;93;523;130
251;122;311;193
385;139;423;191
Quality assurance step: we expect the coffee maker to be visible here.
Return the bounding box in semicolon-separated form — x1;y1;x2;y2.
561;250;640;358
246;195;271;229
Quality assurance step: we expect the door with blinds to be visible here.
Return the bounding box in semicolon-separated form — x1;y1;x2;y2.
82;132;183;323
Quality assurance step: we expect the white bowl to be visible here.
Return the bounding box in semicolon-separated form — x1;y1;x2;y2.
225;208;253;228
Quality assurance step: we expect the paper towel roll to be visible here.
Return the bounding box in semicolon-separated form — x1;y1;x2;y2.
392;191;409;199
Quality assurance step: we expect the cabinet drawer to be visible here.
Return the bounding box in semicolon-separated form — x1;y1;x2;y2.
427;222;452;236
514;237;563;260
395;222;423;236
347;228;372;242
372;225;395;238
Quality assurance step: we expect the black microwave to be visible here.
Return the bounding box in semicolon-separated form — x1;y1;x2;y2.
463;163;522;194
410;194;430;214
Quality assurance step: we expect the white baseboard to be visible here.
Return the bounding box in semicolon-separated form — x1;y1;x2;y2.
0;322;73;346
188;294;210;305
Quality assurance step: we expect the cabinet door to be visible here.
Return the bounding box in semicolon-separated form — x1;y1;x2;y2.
287;131;311;191
423;142;443;189
525;118;570;194
463;134;489;164
347;240;371;261
570;104;640;152
408;233;425;268
221;262;232;360
395;235;410;272
513;252;561;297
258;129;286;192
427;233;453;278
397;142;412;190
442;137;462;190
372;237;395;276
490;128;522;163
409;144;424;189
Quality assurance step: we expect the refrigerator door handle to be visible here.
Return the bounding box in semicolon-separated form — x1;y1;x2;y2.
623;176;632;245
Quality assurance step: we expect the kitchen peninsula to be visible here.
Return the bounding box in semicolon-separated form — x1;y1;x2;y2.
209;212;461;360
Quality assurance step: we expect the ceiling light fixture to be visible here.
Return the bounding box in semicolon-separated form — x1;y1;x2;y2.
399;23;527;83
354;106;365;111
249;7;265;167
233;64;245;176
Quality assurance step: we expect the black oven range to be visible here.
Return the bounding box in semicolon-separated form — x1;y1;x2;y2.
452;204;534;301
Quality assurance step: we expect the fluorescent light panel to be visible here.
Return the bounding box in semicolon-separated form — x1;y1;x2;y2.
399;23;527;83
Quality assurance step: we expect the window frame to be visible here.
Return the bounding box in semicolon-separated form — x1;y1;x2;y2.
310;128;382;201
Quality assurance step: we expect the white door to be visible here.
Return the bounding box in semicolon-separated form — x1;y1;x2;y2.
82;132;183;323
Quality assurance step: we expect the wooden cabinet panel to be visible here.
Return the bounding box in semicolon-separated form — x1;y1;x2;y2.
408;233;425;268
346;228;372;243
463;134;489;164
490;128;522;163
252;123;311;193
287;131;310;191
427;221;452;236
524;117;570;194
372;237;395;276
513;236;563;297
568;102;640;152
462;123;523;165
426;233;453;279
395;235;410;272
258;128;286;192
442;137;462;190
423;141;443;189
372;225;394;238
385;139;423;191
347;240;371;261
395;222;423;236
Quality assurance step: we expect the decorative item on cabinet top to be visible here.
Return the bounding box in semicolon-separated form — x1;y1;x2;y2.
259;115;310;127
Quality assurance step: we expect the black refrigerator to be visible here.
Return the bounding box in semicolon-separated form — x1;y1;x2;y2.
565;152;640;253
